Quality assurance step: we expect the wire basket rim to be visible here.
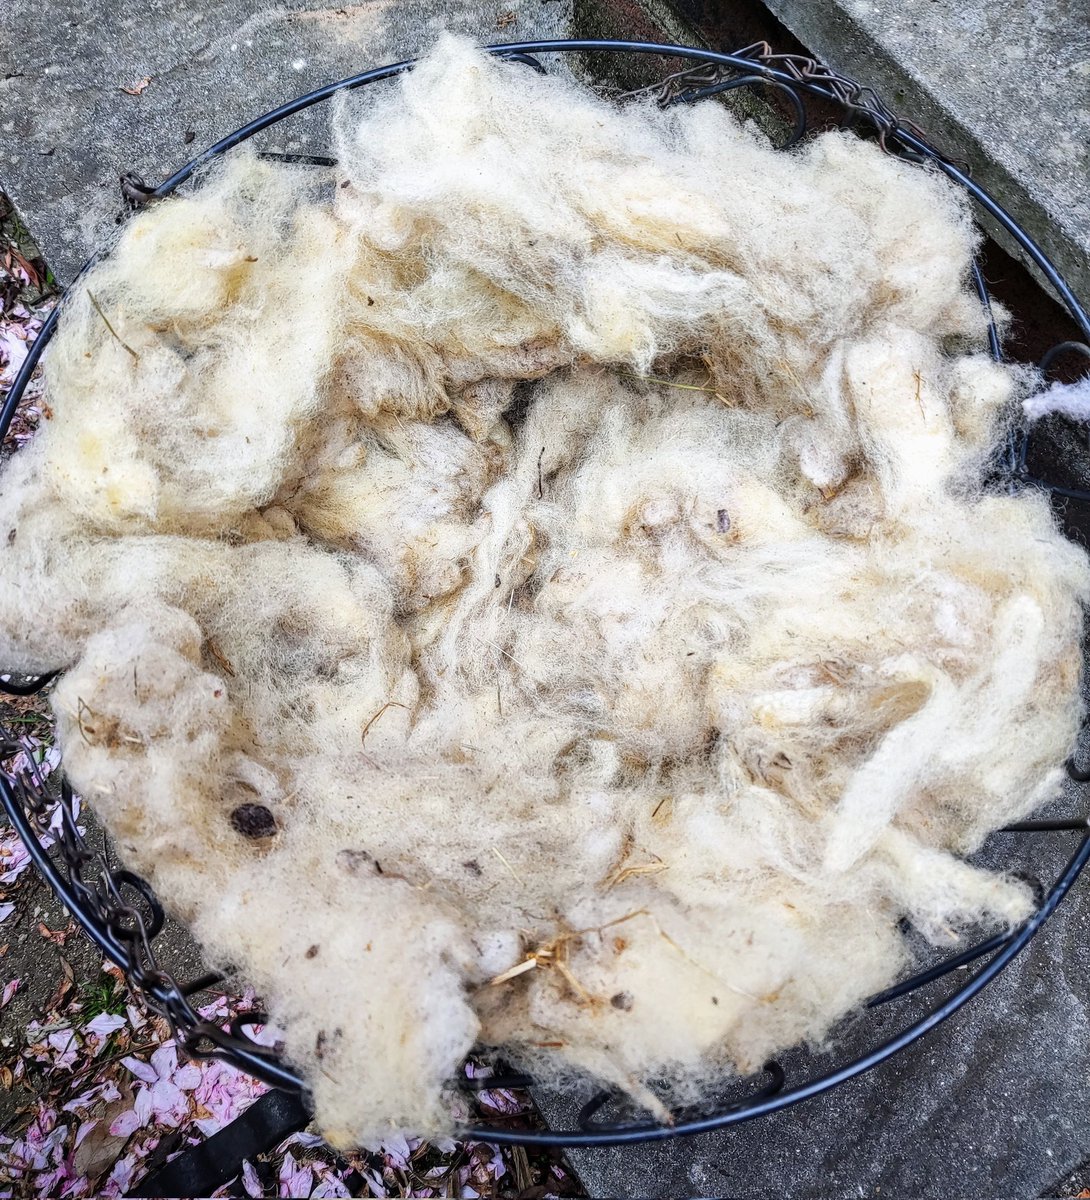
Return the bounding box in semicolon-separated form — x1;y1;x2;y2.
2;37;1090;1148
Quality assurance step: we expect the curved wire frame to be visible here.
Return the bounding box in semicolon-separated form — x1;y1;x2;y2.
2;38;1090;1148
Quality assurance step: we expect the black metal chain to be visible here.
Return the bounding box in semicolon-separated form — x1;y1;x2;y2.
0;727;306;1091
620;41;932;155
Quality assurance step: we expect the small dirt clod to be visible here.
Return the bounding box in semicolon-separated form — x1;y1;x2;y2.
230;803;278;839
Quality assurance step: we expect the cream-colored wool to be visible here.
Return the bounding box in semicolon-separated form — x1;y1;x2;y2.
1;36;1088;1140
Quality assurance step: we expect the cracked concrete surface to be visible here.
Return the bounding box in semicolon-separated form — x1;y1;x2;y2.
0;0;573;282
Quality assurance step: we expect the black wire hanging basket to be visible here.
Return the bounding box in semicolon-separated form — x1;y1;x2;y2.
2;37;1090;1159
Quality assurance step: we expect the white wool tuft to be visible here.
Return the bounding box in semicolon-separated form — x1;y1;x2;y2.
1;36;1087;1141
1023;376;1090;422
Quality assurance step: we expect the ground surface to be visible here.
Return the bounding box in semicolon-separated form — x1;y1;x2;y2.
0;0;573;285
4;0;1090;1195
546;2;1090;1197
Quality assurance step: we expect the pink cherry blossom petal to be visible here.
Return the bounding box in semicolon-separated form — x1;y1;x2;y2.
121;1056;158;1085
82;1013;127;1044
280;1131;324;1150
361;1169;387;1197
147;1078;188;1127
310;1177;350;1199
0;849;30;884
34;1165;70;1194
74;1120;98;1150
103;1154;135;1196
109;1108;143;1139
64;1081;120;1114
149;1043;178;1079
241;1159;263;1198
29;1122;67;1170
46;1030;79;1070
172;1062;203;1091
277;1151;313;1198
247;1020;285;1049
197;995;230;1022
375;1132;413;1168
133;1085;155;1127
487;1144;506;1177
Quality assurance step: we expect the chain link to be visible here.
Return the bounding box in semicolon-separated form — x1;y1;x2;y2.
0;728;304;1090
622;41;936;158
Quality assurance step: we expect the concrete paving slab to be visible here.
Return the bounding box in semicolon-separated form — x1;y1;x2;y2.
0;0;573;283
559;8;1090;1189
550;16;1090;1189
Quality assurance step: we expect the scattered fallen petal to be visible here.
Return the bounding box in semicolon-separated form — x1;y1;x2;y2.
73;1120;97;1150
241;1159;263;1198
82;1012;126;1046
147;1076;188;1127
375;1131;413;1168
120;1056;158;1086
102;1152;135;1196
280;1130;324;1150
46;1028;80;1070
107;1108;143;1140
311;1175;350;1199
173;1061;202;1091
63;1081;121;1114
278;1149;314;1198
360;1168;386;1196
197;995;229;1021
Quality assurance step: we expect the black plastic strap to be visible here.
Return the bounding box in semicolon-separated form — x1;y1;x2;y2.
127;1088;311;1197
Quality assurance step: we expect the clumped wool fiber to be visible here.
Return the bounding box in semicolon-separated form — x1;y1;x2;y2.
2;36;1088;1141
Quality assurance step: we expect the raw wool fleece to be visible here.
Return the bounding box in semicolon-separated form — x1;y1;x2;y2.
1;36;1088;1140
